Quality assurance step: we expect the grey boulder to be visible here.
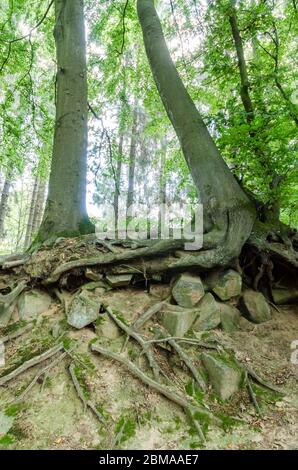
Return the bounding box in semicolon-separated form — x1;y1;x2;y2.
240;290;271;324
18;289;52;320
171;273;205;308
67;290;100;329
201;352;242;400
193;293;221;331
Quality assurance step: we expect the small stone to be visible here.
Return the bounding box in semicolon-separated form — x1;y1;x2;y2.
206;269;242;301
95;315;121;339
159;305;197;337
85;269;103;282
67;291;100;329
193;293;221;331
219;303;241;332
105;274;133;287
171;273;205;308
240;290;271;324
83;281;107;291
272;288;298;305
18;289;52;320
201;352;242;400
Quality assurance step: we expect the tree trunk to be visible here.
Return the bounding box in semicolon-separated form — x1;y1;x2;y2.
228;1;254;124
228;2;283;221
158;141;166;237
137;0;255;262
126;105;138;221
0;174;12;239
24;176;39;249
36;0;94;245
32;178;47;235
114;134;123;232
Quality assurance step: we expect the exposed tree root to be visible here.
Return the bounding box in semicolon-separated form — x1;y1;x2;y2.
153;327;206;392
0;253;30;269
0;323;33;344
68;362;105;423
105;305;163;381
245;372;262;417
25;226;292;290
132;301;165;331
145;337;218;350
0;343;63;386
242;363;285;395
90;343;216;442
15;350;68;403
0;281;27;306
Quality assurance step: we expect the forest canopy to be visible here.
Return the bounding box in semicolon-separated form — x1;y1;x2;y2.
0;0;297;453
0;0;297;253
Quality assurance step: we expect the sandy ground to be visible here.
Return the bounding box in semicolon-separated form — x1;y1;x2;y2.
0;286;297;450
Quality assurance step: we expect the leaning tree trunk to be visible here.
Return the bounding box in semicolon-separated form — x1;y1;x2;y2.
36;0;94;245
137;0;255;263
0;174;12;239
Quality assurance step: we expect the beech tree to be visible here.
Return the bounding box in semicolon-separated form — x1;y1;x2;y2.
0;172;12;238
137;0;255;266
36;0;94;244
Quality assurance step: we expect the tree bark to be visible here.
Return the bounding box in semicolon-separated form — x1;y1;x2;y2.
158;140;166;237
24;176;39;249
0;173;12;239
228;2;287;221
228;1;254;125
36;0;94;244
32;178;47;234
137;0;255;260
114;133;123;232
126;105;138;221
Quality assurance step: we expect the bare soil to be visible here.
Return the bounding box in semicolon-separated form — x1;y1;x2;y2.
0;285;297;450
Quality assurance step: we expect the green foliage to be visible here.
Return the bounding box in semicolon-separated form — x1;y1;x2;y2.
0;0;297;254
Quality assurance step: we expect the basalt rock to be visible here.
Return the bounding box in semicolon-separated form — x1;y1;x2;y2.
159;304;197;337
171;273;205;308
240;290;271;324
201;352;242;400
67;290;100;329
106;274;133;288
193;293;221;331
219;303;241;332
205;269;242;301
17;289;52;320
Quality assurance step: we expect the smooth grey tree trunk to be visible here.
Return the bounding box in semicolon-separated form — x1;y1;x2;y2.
0;174;12;239
137;0;254;255
37;0;94;244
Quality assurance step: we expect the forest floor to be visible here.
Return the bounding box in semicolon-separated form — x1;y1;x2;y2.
0;283;297;450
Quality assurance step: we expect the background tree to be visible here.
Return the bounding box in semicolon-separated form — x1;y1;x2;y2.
36;0;94;244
